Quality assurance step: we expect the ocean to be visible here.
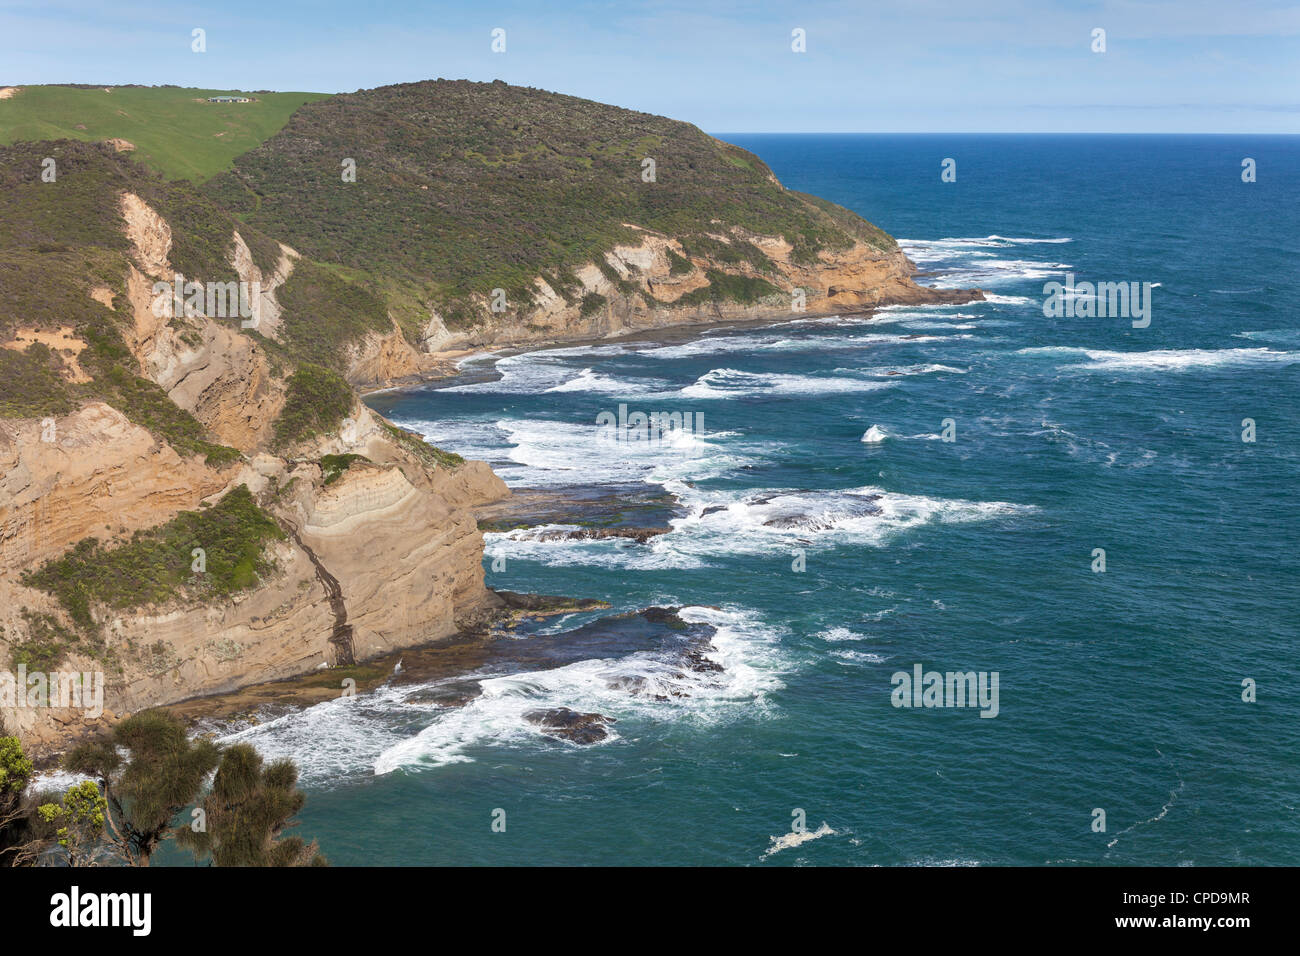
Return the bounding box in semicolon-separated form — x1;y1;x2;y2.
221;135;1299;865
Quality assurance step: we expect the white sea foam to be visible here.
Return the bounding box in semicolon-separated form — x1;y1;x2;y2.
1018;346;1300;371
544;367;669;394
655;485;1037;559
637;329;963;360
899;235;1072;248
763;822;835;858
372;605;788;775
898;236;1072;287
832;649;889;665
385;417;508;465
215;685;425;787
1235;329;1300;347
439;348;648;395
680;368;898;399
858;363;967;377
861;424;890;443
487;526;708;571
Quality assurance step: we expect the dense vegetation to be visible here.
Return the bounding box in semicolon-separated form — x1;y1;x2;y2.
380;421;465;470
0;344;75;418
0;139;257;459
0;85;331;183
272;363;354;450
679;269;784;307
319;453;369;484
207;79;897;321
21;485;284;639
1;83;905;465
175;743;326;866
0;712;325;867
275;259;392;366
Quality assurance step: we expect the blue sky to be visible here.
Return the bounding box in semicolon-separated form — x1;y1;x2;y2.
2;0;1297;132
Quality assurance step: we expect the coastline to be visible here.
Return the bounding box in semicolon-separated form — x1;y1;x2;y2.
355;287;985;396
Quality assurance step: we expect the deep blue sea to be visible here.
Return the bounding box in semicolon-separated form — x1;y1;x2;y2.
235;135;1300;865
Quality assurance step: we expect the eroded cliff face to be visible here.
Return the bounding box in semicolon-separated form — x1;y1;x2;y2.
1;195;510;755
2;190;959;754
2;411;508;754
345;224;979;389
120;193;289;451
0;404;234;575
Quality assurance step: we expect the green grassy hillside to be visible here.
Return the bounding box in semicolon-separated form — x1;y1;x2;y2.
0;85;330;182
0;135;388;450
0;138;275;456
205;79;896;324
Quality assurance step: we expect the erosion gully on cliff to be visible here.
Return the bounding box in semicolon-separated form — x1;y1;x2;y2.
274;516;356;667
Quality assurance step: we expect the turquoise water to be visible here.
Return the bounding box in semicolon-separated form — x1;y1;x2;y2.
239;135;1300;865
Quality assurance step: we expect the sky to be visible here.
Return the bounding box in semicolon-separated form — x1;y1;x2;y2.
2;0;1297;132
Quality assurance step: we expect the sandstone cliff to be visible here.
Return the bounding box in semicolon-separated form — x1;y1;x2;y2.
1;192;509;755
349;225;978;389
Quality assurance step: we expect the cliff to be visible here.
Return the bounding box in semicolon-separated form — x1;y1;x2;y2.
207;79;979;388
0;82;975;755
0;146;508;755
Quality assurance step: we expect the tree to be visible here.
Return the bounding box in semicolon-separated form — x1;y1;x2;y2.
65;710;219;866
34;781;107;867
177;743;326;866
0;728;37;865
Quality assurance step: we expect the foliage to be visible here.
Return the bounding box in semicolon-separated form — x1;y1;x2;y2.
272;363;354;450
175;743;326;866
22;485;284;634
7;610;83;670
319;453;369;485
0;728;37;867
678;269;783;306
0;344;74;418
666;248;693;275
206;79;889;317
63;711;221;865
677;233;773;273
274;259;392;367
380;420;464;470
0;737;33;797
0;140;243;461
35;781;107;867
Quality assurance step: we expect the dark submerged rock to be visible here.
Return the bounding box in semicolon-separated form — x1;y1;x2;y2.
525;707;616;744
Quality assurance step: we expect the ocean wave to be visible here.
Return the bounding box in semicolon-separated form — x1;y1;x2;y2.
857;363;968;377
216;684;423;788
1017;346;1300;371
1234;329;1300;347
861;424;890;443
383;416;508;465
898;235;1072;248
543;367;668;394
831;649;889;665
373;605;788;775
637;329;960;360
659;485;1037;558
487;526;708;571
763;822;836;858
497;418;744;488
680;368;898;399
898;237;1072;288
440;349;651;395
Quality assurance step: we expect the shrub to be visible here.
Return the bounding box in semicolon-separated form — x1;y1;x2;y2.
22;485;284;634
272;363;353;450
